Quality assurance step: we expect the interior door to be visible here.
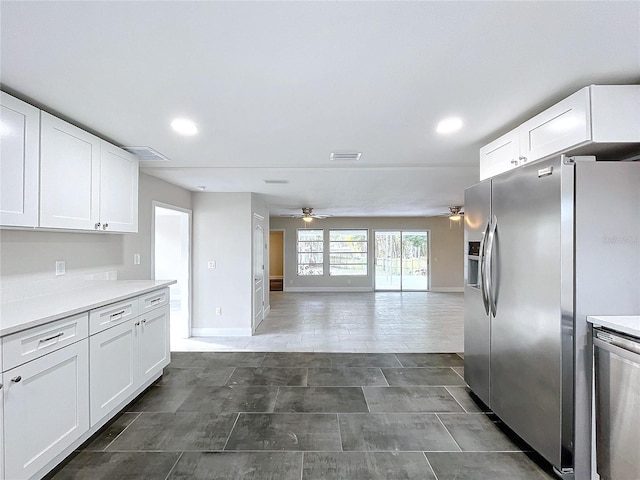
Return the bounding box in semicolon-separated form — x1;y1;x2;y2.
253;217;265;330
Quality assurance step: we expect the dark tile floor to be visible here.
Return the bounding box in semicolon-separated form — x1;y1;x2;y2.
51;352;556;479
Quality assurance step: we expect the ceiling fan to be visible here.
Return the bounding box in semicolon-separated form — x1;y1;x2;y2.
438;206;464;221
281;207;331;222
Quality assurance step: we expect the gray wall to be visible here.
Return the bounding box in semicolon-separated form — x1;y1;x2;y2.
0;173;192;285
269;216;464;291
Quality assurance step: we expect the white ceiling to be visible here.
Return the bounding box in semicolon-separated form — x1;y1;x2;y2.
2;1;638;217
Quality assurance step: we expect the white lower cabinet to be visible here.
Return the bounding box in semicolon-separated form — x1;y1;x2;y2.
2;340;89;480
89;319;138;426
90;304;170;426
138;306;170;385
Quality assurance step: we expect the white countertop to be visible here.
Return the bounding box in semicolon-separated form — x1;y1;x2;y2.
587;315;640;338
0;279;176;337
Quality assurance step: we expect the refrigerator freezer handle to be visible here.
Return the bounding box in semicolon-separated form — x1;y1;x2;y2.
479;220;491;315
486;215;498;317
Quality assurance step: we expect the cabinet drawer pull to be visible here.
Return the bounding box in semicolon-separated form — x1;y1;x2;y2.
95;222;101;230
12;376;22;383
39;332;64;343
102;223;109;230
110;310;126;320
135;321;140;326
150;297;162;305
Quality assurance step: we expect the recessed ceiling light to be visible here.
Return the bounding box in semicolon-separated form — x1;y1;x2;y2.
436;117;463;135
171;118;198;136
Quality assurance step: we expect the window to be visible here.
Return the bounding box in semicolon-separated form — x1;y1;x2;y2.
297;229;323;275
329;229;368;275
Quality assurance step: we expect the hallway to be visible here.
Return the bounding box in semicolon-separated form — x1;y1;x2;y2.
171;291;464;353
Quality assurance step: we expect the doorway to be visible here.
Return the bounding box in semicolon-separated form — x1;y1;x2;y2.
153;203;191;346
374;230;430;291
269;230;284;291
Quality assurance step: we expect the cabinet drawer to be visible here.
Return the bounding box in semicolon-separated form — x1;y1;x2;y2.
89;297;139;335
2;313;89;371
139;288;169;313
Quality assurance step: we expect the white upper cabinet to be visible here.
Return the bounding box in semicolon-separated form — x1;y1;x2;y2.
0;92;40;227
518;87;590;163
39;112;139;232
99;140;138;233
40;112;101;230
479;129;519;181
480;85;640;180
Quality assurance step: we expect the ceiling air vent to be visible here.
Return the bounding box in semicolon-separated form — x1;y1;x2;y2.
122;146;171;162
264;179;289;184
330;152;361;161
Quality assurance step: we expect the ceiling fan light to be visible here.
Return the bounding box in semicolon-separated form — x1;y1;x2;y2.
449;214;461;221
302;216;313;223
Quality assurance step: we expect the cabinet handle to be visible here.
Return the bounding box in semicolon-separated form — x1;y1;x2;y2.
142;319;147;324
510;159;519;165
102;223;109;230
11;376;22;383
519;156;528;162
94;222;101;230
110;310;126;320
39;332;64;343
135;321;140;326
150;298;161;305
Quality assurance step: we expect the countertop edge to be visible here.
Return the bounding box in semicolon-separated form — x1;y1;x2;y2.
587;315;640;338
1;280;176;338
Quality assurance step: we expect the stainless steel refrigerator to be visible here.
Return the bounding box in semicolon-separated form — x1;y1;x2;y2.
464;155;640;479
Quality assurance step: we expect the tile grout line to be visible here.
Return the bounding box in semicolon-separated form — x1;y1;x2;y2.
444;386;469;413
221;412;241;451
422;452;440;480
336;413;344;453
163;451;184;480
101;412;143;451
435;413;463;453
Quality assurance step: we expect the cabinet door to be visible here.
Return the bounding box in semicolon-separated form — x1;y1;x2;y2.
99;141;139;233
138;305;170;385
3;340;89;480
40;112;101;230
89;319;137;426
518;87;590;163
479;129;519;180
0;92;40;227
0;342;4;480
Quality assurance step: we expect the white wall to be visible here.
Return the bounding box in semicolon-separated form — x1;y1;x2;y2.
192;192;253;335
0;173;192;290
269;216;464;292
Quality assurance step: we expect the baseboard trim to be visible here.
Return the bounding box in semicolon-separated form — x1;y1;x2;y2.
192;327;252;337
430;287;464;293
285;286;373;293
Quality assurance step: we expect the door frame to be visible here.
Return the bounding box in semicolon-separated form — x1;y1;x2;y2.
373;229;431;291
151;201;192;339
253;213;266;333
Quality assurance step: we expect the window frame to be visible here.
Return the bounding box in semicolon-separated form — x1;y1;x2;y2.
296;228;324;276
328;228;369;276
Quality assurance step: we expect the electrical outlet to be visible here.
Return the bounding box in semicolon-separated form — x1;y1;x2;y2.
215;307;222;315
134;253;141;265
55;260;65;276
208;261;216;269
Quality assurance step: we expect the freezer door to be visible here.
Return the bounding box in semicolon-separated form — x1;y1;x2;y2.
489;156;570;471
464;180;492;406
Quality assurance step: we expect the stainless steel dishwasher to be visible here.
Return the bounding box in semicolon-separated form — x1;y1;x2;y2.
593;328;640;480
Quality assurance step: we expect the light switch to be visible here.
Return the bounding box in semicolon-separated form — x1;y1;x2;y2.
208;261;216;269
134;253;141;265
216;307;222;315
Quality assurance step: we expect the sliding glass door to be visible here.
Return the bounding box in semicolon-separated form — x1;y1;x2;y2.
374;231;429;291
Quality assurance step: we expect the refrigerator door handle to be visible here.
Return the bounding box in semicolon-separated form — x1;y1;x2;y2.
485;215;498;317
479;219;491;315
